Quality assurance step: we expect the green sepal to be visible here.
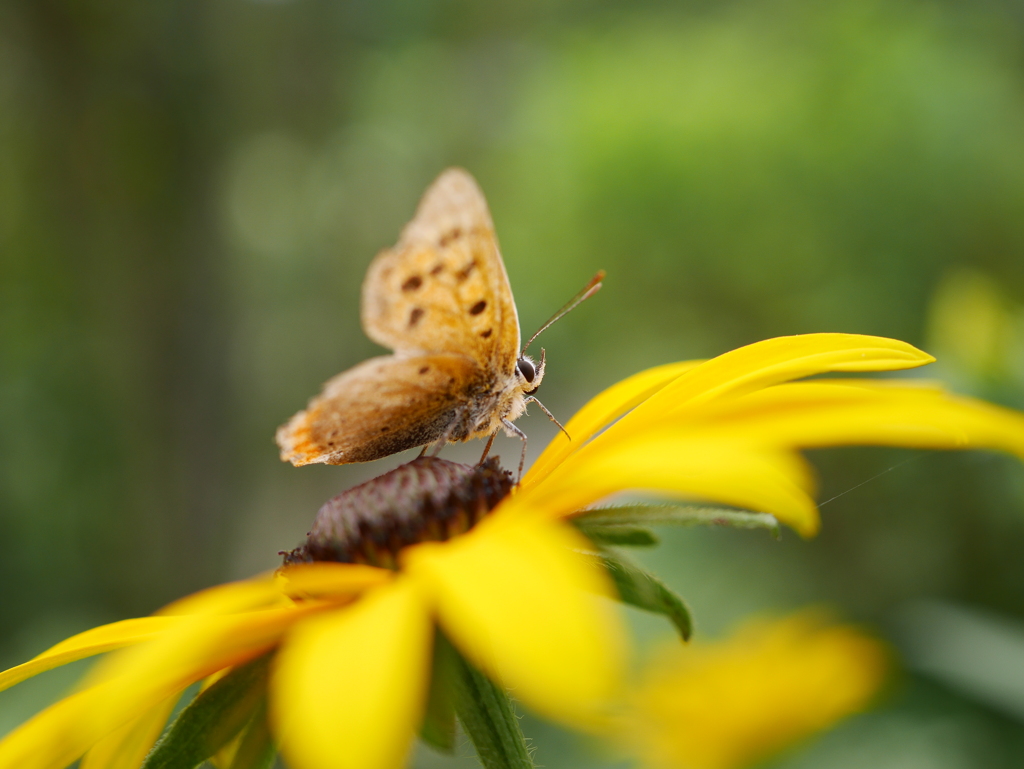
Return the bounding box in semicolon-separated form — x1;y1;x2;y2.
597;549;693;641
420;630;458;754
572;521;659;547
141;655;270;769
439;633;536;769
577;503;781;539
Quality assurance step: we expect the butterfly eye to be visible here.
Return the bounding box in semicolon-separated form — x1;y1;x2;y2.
517;357;536;384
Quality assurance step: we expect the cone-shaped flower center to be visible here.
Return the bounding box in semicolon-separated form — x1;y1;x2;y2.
284;457;514;568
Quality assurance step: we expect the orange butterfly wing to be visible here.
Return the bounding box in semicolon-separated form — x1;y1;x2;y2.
361;168;521;378
276;354;482;465
276;169;523;466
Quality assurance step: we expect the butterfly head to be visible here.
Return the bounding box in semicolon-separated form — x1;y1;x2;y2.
515;270;602;400
516;349;545;395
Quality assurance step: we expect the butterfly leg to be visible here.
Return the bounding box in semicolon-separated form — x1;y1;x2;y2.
478;432;497;464
524;396;570;441
501;417;528;483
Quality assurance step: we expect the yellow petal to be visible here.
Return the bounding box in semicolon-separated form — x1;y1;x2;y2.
605;334;933;442
629;612;888;769
0;606;315;769
526;335;934;512
0;567;382;767
517;438;820;537
157;572;284;616
0;617;179;694
274;562;391;601
157;565;386;617
660;333;933;409
525;360;703;487
403;517;628;728
271;579;432;769
0;684;107;769
71;603;327;762
79;694;179;769
683;381;1024;458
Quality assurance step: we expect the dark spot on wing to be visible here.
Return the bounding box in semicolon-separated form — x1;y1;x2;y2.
402;275;423;292
409;307;424;327
469;300;487;315
430;263;444;276
439;227;462;247
456;260;477;282
480;328;492;338
419;366;430;374
380;426;390;432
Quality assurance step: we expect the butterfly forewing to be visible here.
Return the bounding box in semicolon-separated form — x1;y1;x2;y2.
276;354;481;465
361;169;520;376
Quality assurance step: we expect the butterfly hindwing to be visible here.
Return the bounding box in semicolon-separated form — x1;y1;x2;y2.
276;354;484;465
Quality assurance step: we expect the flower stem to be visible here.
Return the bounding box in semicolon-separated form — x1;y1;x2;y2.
445;638;535;769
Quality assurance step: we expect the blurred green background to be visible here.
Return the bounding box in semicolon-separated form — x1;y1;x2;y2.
5;0;1024;766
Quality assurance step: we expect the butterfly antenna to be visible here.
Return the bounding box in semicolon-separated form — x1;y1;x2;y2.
521;270;605;355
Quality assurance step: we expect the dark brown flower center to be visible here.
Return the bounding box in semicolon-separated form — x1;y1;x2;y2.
282;456;514;569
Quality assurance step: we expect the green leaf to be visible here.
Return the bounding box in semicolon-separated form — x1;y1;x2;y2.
572;521;659;547
598;549;693;641
577;503;781;539
439;633;535;769
226;702;275;769
140;655;269;769
420;631;458;754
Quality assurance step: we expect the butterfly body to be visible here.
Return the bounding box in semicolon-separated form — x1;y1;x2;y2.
277;169;545;467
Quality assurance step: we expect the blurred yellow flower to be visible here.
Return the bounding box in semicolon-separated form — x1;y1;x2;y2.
1;333;1023;769
626;613;888;769
926;267;1024;392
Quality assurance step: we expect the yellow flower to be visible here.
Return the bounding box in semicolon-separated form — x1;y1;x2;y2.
1;332;1023;769
517;332;1024;536
626;612;888;769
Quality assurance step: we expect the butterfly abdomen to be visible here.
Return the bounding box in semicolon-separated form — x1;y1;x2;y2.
338;407;460;463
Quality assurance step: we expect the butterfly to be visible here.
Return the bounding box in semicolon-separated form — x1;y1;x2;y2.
276;168;602;479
